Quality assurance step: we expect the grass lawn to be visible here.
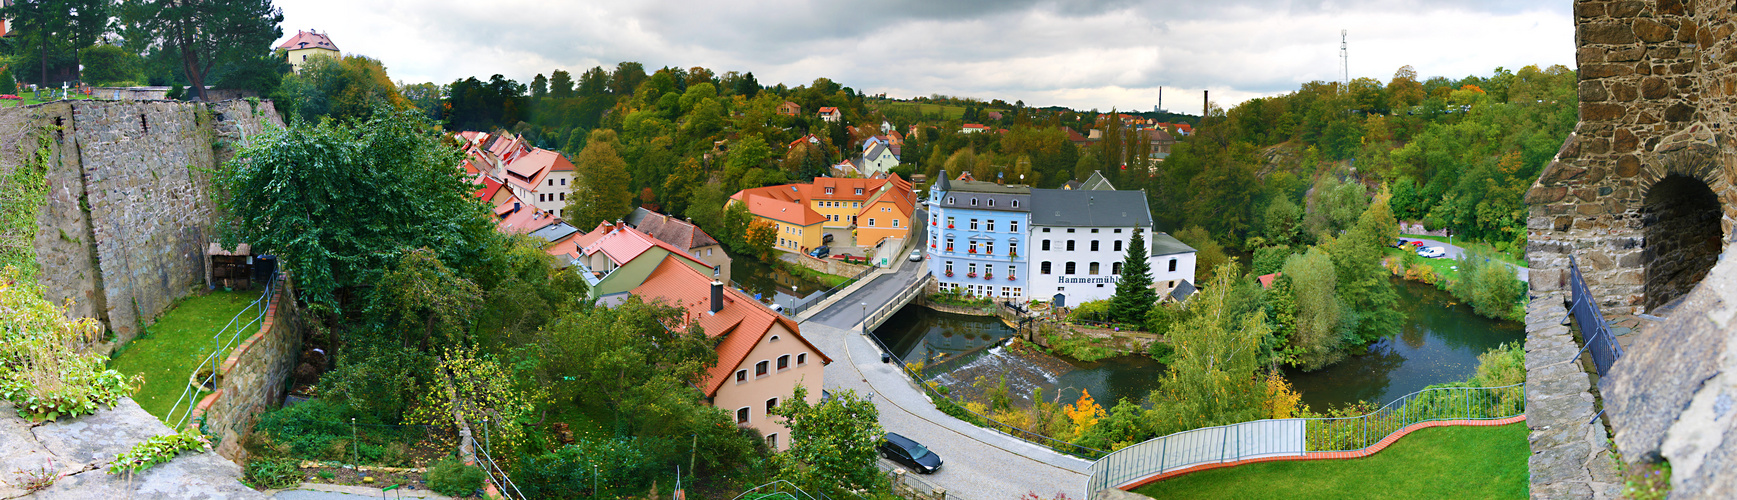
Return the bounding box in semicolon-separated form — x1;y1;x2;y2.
1132;423;1529;500
1385;247;1460;284
872;101;978;120
782;262;855;289
108;289;263;424
4;92;101;107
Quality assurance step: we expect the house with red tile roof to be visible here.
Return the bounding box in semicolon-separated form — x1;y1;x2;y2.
576;224;714;298
627;255;830;451
458;131;576;219
494;195;559;234
277;30;339;74
961;123;989;134
788;134;823;151
818;107;841;123
730;175;917;252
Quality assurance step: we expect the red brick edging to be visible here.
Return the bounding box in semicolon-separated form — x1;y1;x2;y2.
1117;415;1528;491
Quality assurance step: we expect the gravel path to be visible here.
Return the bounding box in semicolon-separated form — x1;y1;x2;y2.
805;321;1091;499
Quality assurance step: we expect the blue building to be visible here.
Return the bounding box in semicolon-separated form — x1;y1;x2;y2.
926;171;1032;300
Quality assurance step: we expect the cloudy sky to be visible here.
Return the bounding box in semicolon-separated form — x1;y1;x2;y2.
275;0;1574;114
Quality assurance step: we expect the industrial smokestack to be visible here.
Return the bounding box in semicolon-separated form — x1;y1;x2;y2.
1203;90;1209;117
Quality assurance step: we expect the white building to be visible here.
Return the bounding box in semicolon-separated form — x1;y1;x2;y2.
1028;187;1196;307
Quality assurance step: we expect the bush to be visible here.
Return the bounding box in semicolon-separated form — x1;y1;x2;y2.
1447;248;1525;320
244;457;303;489
512;438;656;499
254;399;425;466
427;457;486;496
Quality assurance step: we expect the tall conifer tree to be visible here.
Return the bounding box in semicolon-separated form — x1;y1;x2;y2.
1110;228;1159;323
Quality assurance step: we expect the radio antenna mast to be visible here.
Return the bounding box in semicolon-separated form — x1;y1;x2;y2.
1339;29;1349;91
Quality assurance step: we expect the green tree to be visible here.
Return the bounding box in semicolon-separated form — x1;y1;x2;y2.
536;299;718;431
273;55;407;123
79;45;144;85
530;73;548;99
772;385;884;496
0;67;15;94
1109;228;1158;323
3;0;110;87
566;129;634;229
214;107;491;313
1323;195;1403;345
548;69;573;98
724;135;775;191
367;248;483;351
126;0;284;101
1145;262;1279;436
1262;196;1305;247
1279;248;1344;370
1171;226;1228;284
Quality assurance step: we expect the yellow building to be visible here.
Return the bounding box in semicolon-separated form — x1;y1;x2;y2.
730;187;826;254
277;30;339;74
732;175;917;254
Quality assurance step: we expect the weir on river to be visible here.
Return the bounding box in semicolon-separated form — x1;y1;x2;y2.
872;278;1524;411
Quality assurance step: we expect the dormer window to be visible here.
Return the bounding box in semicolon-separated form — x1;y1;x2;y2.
825;187;834;194
971;198;979;206
948;197;955;204
1012;199;1020;208
988;199;995;207
855;188;864;195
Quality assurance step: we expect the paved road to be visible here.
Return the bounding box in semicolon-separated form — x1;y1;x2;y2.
805;322;1091;499
1399;236;1531;282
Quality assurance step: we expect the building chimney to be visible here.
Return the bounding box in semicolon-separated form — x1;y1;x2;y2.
710;266;724;314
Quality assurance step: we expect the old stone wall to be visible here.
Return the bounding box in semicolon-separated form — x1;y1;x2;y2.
0;99;282;344
1526;0;1737;315
190;274;303;464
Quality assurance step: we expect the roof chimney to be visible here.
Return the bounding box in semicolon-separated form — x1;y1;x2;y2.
710;266;724;314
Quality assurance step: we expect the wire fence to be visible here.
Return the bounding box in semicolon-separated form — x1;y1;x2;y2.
163;270;278;430
1086;383;1526;492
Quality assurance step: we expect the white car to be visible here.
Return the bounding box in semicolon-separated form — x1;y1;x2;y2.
908;250;924;262
1416;246;1447;259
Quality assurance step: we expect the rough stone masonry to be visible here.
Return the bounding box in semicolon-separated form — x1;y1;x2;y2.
1525;0;1737;498
0;99;281;346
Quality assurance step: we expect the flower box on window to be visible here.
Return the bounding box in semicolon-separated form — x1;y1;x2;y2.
945;271;954;277
1008;275;1017;281
984;273;994;280
968;249;977;254
948;224;955;229
931;244;937;248
966;272;977;278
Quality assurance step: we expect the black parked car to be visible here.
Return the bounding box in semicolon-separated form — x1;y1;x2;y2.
878;432;943;474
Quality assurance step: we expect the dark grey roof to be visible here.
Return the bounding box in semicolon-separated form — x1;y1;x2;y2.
1063;180;1083;190
1081;171;1115;191
1149;232;1195;257
624;207;654;227
529;222;579;243
1029;189;1152;227
935;170;1031;212
864;142;889;160
1169;280;1196;302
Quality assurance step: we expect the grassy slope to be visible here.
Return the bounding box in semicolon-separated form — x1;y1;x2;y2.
108;289;261;423
1132;423;1529;500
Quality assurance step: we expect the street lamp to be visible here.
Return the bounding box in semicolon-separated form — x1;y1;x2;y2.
861;302;868;336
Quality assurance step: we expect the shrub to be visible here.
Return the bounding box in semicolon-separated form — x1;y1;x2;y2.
512;438;656;499
110;431;207;474
427;457;485;497
0;269;137;422
244;457;303;489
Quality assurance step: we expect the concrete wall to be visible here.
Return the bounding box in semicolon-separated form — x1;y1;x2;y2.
0;99;281;344
192;274;303;464
789;251;874;279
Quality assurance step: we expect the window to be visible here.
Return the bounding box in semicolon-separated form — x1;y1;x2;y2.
969;242;978;253
1042;227;1051;233
736;370;747;383
985;242;994;255
947;216;956;227
561;178;567;186
737;407;750;424
549;179;555;186
946;238;954;251
777;355;790;371
826;187;834;194
1067;228;1076;233
948;197;955;204
968;263;977;275
1042;240;1051;251
867;218;875;227
1001;286;1011;297
767;433;778;449
971;198;978;206
560;193;566;201
1065;262;1076;274
1012;199;1020;208
1091;228;1100;233
1113;262;1123;274
756;360;769;377
945;261;954;274
893;219;900;227
988;198;995;207
856;188;864;195
1041;261;1052;274
798;353;808;366
1091;240;1100;252
767;398;779;414
1114;240;1122;252
1089;262;1100;275
1010;220;1019;233
1008;265;1016;278
970;219;979;230
1114;228;1122;233
1009;242;1018;256
1066;240;1076;251
708;249;713;256
1169;259;1178;272
987;220;995;231
1013;287;1022;296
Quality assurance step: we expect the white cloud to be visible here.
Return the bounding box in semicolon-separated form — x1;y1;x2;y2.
275;0;1573;114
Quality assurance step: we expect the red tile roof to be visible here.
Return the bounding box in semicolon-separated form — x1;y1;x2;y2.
582;225;708;269
962;123;989;130
472;174;504;201
1257;272;1282;289
818;107;839;114
631;255;830;396
634;211;721;250
277;30;339;51
495;195;557;233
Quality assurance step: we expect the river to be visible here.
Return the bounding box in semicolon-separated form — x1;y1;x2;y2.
871;278;1525;411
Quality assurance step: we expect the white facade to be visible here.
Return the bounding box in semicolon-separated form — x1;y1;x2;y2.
1029;226;1196;307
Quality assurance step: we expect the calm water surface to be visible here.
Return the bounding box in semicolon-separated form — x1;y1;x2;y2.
731;258;827;311
873;278;1524;410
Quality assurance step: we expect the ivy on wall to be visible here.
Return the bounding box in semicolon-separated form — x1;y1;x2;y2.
0;129;55;282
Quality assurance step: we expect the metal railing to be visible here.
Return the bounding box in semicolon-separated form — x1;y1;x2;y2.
863;272;932;331
1567;255;1624;380
1086;383;1525;492
163;271;279;430
788;264;881;317
862;316;1109;461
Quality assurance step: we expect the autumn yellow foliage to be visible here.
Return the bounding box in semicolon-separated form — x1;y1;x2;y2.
1061;390;1106;441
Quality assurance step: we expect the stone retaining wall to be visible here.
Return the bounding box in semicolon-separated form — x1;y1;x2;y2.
789;252;874;279
190;273;304;464
0;99;281;345
1522;293;1621;499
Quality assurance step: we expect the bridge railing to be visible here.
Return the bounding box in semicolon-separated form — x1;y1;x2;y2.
787;264;881;317
1086;384;1525;492
1567;255;1624;380
862;271;931;331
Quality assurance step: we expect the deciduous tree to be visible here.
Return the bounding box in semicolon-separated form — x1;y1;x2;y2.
567;129;634;229
126;0;283;101
772;385;884;496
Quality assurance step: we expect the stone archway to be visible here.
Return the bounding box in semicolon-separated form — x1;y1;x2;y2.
1639;145;1727;313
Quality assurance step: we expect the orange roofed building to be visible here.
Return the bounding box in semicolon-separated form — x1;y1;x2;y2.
729;174;917;254
628;255;830;451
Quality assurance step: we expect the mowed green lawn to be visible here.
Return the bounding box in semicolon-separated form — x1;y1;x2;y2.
109;289;262;424
1132;424;1529;500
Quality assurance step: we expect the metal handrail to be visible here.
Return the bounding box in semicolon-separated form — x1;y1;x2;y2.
163;271;279;429
473;440;526;500
1566;255;1623;379
1086;383;1525;492
789;264;880;317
